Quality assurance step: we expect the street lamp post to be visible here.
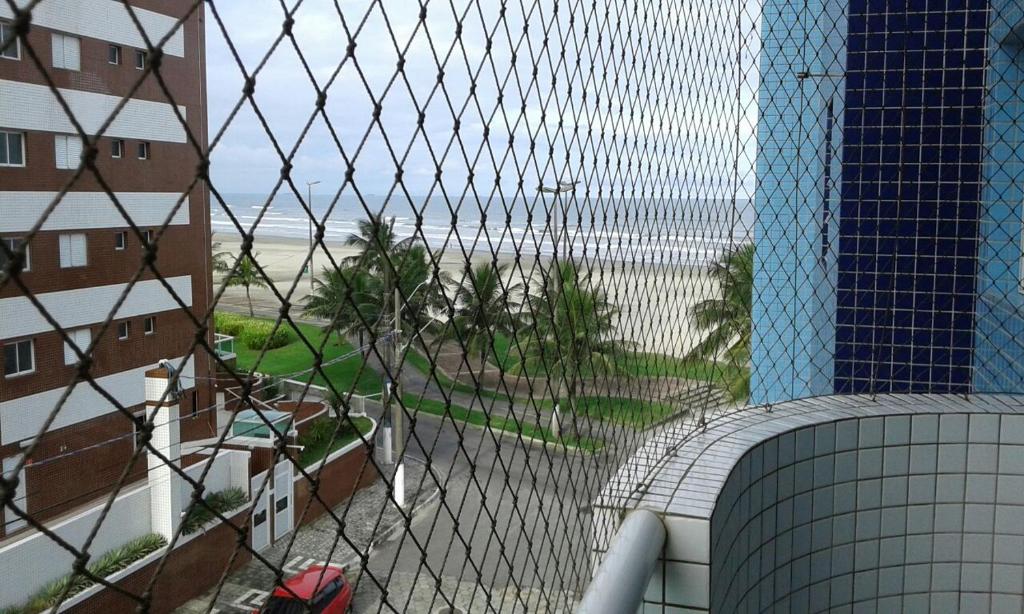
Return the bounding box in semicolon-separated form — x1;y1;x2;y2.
538;179;578;261
537;179;579;437
306;180;321;291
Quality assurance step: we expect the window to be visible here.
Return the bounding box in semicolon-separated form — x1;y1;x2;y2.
144;229;154;244
0;20;19;60
0;131;24;166
63;328;91;366
117;321;130;340
112;139;124;159
58;233;87;268
108;44;121;65
134;49;146;70
115;231;126;250
0;237;30;273
54;134;83;170
137;142;150;160
50;33;80;71
4;339;34;377
144;316;155;335
190;389;197;417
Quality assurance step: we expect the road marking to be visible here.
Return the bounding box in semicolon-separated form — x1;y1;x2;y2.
283;555;323;574
230;588;270;612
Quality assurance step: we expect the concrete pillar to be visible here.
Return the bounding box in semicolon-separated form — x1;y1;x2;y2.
145;366;182;540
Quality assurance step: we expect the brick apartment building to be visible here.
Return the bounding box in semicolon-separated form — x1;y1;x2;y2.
0;0;215;538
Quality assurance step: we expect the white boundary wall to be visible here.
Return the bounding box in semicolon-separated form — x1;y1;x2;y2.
0;485;152;608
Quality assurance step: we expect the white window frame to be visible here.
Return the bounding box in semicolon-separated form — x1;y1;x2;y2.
112;139;124;159
118;320;130;341
137;141;150;160
134;49;146;70
108;44;121;65
63;327;91;366
50;33;81;71
1;237;29;272
4;339;34;377
144;316;155;335
58;233;88;268
0;20;19;61
0;130;25;167
144;229;154;244
54;134;83;170
115;231;127;251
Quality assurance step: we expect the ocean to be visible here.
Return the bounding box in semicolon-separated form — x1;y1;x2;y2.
212;192;754;266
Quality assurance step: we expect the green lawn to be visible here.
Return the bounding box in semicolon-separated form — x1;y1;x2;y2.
233;320;382;396
401;394;600;451
298;416;374;467
488;332;748;386
225;315;596;451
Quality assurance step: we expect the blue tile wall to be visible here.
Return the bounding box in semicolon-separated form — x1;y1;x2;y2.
975;1;1024;393
834;1;991;394
750;0;847;404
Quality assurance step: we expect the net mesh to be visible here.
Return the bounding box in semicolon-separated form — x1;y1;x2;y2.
0;0;1021;612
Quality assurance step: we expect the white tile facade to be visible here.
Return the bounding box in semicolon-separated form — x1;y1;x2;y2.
0;0;185;57
0;79;187;143
0;354;194;444
0;191;191;233
0;275;192;339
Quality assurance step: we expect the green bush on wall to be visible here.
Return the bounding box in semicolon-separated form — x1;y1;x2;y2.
238;320;291;350
2;533;167;614
181;487;248;535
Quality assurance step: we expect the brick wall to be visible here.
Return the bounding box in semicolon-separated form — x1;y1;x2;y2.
68;510;251;614
293;444;378;527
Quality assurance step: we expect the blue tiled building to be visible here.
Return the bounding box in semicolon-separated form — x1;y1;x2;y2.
752;0;1024;404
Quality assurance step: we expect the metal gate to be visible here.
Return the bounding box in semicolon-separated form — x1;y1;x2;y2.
272;461;293;540
249;472;270;552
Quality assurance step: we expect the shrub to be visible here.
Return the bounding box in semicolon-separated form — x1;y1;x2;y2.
6;534;167;614
213;312;246;337
300;416;342;448
239;320;291;350
181;487;248;535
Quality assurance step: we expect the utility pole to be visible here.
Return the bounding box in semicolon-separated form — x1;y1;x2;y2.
392;286;405;508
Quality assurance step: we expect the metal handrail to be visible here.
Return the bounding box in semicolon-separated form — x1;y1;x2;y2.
577;509;665;613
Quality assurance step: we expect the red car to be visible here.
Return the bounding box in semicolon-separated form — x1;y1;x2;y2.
257;565;352;614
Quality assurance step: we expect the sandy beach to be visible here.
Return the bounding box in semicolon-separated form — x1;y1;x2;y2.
212;233;718;358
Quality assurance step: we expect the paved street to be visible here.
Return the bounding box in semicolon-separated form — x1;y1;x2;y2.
178;406;611;613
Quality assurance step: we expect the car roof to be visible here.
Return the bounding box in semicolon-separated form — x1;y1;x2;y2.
272;565;343;599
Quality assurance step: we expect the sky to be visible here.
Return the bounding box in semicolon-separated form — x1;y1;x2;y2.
204;0;762;202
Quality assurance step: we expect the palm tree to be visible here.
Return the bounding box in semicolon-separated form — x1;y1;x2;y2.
527;262;622;413
342;212;415;273
303;228;447;351
686;244;753;402
451;262;523;367
303;266;383;347
224;253;267;317
211;241;231;274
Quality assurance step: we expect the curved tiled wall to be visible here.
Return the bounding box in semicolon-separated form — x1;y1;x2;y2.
709;413;1024;613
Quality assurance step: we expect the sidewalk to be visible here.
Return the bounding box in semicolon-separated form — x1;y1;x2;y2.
177;460;441;613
